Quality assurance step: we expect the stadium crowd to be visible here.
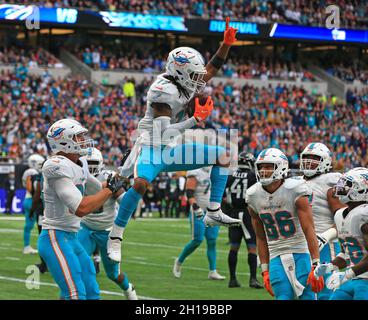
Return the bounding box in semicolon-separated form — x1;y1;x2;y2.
0;67;367;171
0;46;64;68
3;0;367;28
73;45;316;81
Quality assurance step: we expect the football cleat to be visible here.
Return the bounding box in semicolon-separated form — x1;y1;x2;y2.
204;207;241;227
228;278;242;288
107;236;122;263
249;278;263;289
124;283;138;300
208;270;226;280
36;263;48;274
23;246;38;255
173;258;182;278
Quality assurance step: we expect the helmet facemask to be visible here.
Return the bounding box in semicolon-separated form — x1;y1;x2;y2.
70;131;94;156
183;70;206;94
335;175;368;203
256;163;278;186
87;160;102;176
300;154;322;177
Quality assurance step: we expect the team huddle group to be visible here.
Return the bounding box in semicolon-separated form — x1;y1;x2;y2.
17;18;368;300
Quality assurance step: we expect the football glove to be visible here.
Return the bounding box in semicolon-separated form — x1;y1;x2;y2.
326;269;355;290
314;263;338;278
223;17;238;46
307;264;325;293
193;96;213;122
262;271;274;297
106;173;125;193
316;234;328;251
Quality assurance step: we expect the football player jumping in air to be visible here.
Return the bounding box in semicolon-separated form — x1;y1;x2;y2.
300;142;346;299
108;18;241;263
79;148;137;300
173;166;226;281
246;148;324;300
38;119;125;300
314;167;368;300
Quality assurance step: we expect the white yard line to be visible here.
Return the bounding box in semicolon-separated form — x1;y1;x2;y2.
0;275;159;300
125;257;250;276
4;257;20;261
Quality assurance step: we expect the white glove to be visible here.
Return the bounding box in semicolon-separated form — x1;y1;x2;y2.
316;234;328;251
326;269;355;290
314;263;338;278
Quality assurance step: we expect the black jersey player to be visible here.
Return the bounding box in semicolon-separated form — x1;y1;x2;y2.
223;152;263;289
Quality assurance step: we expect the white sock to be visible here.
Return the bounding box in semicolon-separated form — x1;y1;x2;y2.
208;202;220;210
110;224;125;239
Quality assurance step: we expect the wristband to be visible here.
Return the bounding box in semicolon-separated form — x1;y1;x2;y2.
312;258;320;266
192;203;200;211
261;263;269;273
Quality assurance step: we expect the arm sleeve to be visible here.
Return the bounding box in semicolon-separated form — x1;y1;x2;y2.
51;178;83;214
153;116;197;137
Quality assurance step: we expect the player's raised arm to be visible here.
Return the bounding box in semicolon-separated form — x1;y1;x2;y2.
204;17;238;83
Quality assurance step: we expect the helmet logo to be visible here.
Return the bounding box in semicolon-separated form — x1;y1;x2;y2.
173;54;191;66
49;127;65;140
308;143;315;150
259;149;268;160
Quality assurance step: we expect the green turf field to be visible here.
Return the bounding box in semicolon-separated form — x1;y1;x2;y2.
0;215;270;300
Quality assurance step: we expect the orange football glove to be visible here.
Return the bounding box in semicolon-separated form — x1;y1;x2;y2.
262;271;274;297
193;96;214;122
307;266;325;293
223;17;238;46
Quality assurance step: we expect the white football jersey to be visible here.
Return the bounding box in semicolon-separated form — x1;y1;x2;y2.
22;168;38;198
335;204;368;279
304;172;341;234
138;73;195;145
246;178;312;259
42;155;90;232
186;167;211;210
82;169;118;231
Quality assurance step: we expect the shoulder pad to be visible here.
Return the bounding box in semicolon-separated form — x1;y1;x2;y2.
23;168;38;178
246;182;260;197
186;169;200;178
325;172;342;186
42;157;73;179
284;177;306;190
148;79;178;105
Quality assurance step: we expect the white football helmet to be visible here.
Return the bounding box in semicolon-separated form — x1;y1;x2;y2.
166;47;207;94
255;148;289;186
84;147;104;176
28;154;45;172
300;142;333;177
335;167;368;203
47;119;94;156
